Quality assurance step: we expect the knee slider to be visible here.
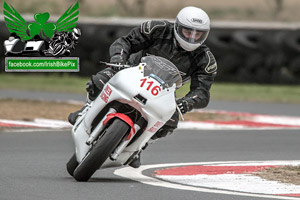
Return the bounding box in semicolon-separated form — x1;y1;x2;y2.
153;127;174;139
86;80;94;94
91;68;115;91
86;80;99;101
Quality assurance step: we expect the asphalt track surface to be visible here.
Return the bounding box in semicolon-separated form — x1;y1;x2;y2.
1;128;300;200
1;90;300;200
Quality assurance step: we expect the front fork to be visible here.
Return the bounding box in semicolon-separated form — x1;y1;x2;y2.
110;116;147;161
110;124;141;160
85;107;117;145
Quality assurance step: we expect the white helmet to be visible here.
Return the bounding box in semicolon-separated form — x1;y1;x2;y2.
72;28;81;40
174;6;210;51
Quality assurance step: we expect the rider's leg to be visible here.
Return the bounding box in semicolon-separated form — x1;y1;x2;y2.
128;111;179;168
68;68;116;125
151;111;179;140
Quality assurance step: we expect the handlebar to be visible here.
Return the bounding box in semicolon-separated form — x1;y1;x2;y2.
99;61;132;70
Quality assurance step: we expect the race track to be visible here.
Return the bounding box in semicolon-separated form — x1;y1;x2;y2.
1;127;299;200
1;90;300;200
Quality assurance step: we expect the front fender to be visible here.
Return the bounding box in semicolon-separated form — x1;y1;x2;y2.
103;113;135;141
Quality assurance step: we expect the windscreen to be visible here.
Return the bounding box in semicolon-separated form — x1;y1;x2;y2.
142;56;182;88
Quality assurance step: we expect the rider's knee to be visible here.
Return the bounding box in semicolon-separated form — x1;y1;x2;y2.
152;127;175;139
151;111;179;139
87;68;116;100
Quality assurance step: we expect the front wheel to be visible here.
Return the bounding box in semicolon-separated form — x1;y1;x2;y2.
73;118;129;182
66;153;79;177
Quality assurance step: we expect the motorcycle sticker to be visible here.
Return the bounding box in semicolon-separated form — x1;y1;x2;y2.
100;85;112;103
148;121;164;133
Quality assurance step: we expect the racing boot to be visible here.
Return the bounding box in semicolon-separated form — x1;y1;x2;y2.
129;152;141;168
68;103;89;125
68;94;92;125
128;141;152;168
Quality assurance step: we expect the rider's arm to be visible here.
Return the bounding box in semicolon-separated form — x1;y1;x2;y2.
182;50;218;111
109;20;168;62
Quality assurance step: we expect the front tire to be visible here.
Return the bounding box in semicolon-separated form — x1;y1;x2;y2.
73;118;129;182
66;153;79;176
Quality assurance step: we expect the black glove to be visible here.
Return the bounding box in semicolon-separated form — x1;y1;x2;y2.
110;55;125;64
176;98;193;114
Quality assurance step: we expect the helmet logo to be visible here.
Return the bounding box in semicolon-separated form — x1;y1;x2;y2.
191;18;203;24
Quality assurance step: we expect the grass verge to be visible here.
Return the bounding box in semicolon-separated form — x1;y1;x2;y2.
0;74;88;94
176;82;300;104
256;166;300;185
1;74;300;104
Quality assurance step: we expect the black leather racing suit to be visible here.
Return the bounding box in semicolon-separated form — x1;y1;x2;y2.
93;20;217;138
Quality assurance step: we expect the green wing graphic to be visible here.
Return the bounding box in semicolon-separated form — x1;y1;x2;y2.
3;2;31;41
55;2;79;33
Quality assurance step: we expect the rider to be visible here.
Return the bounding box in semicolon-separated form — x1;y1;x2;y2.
68;6;217;168
46;28;81;56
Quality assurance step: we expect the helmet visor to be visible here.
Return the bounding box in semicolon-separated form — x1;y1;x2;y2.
176;23;209;44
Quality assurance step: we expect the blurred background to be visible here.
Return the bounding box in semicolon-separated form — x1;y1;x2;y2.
1;0;300;84
2;0;300;20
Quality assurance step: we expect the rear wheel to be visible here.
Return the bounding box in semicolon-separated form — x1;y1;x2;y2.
73;118;129;182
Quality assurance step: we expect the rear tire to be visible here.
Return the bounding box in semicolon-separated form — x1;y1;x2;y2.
73;118;129;182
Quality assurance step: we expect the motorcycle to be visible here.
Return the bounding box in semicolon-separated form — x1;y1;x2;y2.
66;56;183;181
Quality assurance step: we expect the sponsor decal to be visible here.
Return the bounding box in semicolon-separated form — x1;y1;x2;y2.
148;121;164;133
100;85;112;103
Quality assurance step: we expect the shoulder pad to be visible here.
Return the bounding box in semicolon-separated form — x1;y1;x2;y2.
204;51;217;74
140;20;167;35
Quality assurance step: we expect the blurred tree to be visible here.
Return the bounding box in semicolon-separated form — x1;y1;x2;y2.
136;0;146;16
274;0;283;13
117;0;130;13
268;0;284;18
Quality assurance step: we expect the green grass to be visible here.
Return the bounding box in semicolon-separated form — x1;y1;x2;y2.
176;82;300;104
1;74;300;104
0;74;88;94
210;83;300;104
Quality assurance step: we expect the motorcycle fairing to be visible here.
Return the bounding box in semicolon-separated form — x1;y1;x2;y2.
72;61;178;167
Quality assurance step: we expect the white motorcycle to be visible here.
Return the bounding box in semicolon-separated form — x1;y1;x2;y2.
66;56;182;182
